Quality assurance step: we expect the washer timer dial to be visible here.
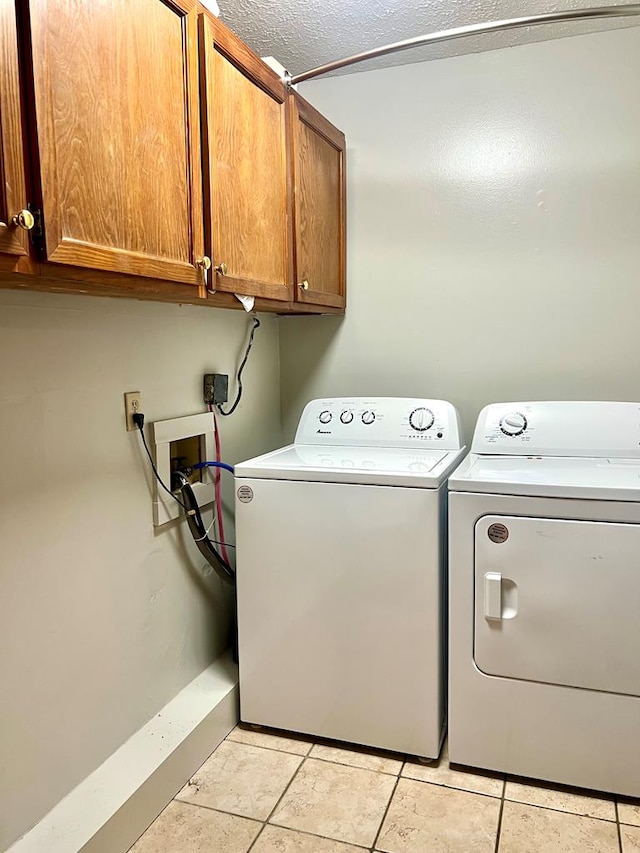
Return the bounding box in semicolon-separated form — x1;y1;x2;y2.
500;412;528;436
409;407;435;432
361;411;376;425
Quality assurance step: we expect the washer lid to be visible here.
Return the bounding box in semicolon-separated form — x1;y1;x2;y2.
449;454;640;501
235;444;466;487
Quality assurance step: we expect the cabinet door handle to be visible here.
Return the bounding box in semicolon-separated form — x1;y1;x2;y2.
12;209;35;231
484;572;502;620
196;256;211;271
214;262;228;276
298;279;309;290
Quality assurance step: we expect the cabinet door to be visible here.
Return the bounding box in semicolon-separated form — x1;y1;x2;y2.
200;15;293;301
290;93;346;310
0;0;29;258
26;0;204;285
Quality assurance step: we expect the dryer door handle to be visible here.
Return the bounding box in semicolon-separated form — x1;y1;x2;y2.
484;572;502;620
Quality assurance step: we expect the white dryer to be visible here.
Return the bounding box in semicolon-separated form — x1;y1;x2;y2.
235;397;465;758
448;401;640;797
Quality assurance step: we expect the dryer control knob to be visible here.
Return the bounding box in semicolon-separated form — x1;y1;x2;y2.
500;412;528;436
409;407;435;432
361;411;376;425
318;410;332;424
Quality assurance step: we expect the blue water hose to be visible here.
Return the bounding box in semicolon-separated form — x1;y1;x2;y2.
193;461;235;475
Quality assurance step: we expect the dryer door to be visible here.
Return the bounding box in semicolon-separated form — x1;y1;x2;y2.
474;515;640;697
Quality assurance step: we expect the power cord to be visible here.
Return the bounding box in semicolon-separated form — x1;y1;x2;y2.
133;413;188;512
217;315;260;417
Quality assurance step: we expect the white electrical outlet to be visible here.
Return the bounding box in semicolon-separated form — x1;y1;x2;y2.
124;391;142;431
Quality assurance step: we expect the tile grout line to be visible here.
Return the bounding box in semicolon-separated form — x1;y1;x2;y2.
174;800;262;820
195;737;312;852
264;753;398;850
232;729;408;764
245;822;268;853
493;777;506;853
231;730;406;768
224;729;311;852
267;821;372;850
176;786;623;835
176;739;403;829
174;733;309;810
263;753;310;821
177;799;372;853
227;733;404;772
615;800;623;853
226;734;313;758
370;763;404;852
174;734;312;853
501;797;619;824
262;748;404;851
266;750;404;851
305;752;402;775
404;777;505;803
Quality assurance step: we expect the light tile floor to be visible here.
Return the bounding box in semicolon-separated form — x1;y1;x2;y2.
130;726;640;852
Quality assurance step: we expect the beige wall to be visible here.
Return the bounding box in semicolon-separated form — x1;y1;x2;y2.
0;290;281;848
280;28;640;442
3;23;640;848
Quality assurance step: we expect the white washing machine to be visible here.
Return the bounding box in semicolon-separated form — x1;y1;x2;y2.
448;401;640;797
234;397;465;758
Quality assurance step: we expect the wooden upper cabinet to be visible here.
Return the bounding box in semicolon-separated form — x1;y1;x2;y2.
199;14;293;301
0;1;29;259
25;0;204;285
290;92;346;310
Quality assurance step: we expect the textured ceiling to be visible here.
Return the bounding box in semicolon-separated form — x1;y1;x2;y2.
217;0;639;78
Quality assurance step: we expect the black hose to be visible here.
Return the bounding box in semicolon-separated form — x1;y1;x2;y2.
172;471;235;586
217;316;260;417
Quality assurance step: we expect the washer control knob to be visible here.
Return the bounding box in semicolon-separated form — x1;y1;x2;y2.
500;412;528;436
340;410;354;424
409;407;435;432
361;411;376;425
318;410;332;424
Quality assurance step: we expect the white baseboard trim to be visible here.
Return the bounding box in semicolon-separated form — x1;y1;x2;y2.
9;651;239;853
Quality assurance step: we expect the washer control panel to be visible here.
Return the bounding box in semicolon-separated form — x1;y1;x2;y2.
499;412;528;436
409;407;435;432
295;397;463;449
473;401;640;458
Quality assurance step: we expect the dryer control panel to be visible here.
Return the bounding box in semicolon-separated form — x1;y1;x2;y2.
295;397;463;449
473;401;640;458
